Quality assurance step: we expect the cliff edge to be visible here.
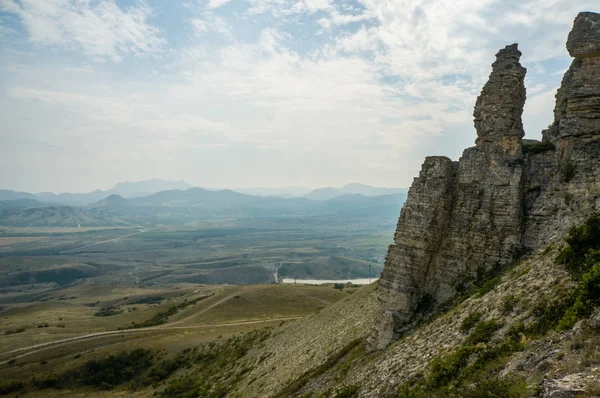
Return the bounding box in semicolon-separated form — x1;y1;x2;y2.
370;11;600;351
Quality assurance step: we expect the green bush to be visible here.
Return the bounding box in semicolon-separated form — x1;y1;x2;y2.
333;384;361;398
501;295;519;315
4;327;26;335
460;312;482;333
0;381;25;395
550;214;600;329
459;376;528;398
560;161;577;182
159;328;273;398
94;306;123;317
131;296;165;305
464;320;502;346
36;349;154;390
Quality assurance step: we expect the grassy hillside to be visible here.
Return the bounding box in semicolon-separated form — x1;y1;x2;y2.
4;216;600;397
0;283;352;395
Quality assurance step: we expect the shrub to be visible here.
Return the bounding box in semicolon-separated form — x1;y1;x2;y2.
131;296;164;305
550;214;600;329
460;312;482;333
560;161;577;182
464;320;502;346
501;295;519;315
333;384;361;398
36;349;154;390
4;327;26;335
94;306;123;317
0;381;25;395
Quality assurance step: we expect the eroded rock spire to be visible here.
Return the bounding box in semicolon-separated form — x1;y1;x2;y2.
368;44;527;351
371;12;600;352
474;43;526;156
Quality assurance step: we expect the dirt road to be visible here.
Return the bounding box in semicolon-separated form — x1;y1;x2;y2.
0;316;300;366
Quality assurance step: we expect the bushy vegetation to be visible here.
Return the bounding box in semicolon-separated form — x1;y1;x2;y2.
519;214;600;335
32;327;272;395
398;215;600;397
522;140;555;155
560;160;578;182
332;384;361;398
459;311;482;333
119;295;212;329
277;339;364;398
398;320;527;397
158;328;273;397
35;349;154;390
0;381;25;395
551;214;600;329
4;327;26;335
131;296;165;305
463;320;502;346
94;305;123;317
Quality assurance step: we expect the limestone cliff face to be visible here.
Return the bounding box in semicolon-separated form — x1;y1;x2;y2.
370;12;600;350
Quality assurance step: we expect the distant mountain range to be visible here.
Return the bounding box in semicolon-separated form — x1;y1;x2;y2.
32;179;195;204
0;181;407;205
303;183;408;200
235;186;312;198
0;182;409;227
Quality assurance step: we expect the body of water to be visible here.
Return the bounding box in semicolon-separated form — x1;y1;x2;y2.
281;278;378;285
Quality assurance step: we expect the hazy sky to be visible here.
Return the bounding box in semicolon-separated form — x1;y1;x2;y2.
0;0;598;193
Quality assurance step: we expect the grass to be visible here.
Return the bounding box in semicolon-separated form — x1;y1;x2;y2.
0;282;348;391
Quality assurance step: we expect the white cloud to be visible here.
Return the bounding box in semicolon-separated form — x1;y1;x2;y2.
2;0;165;61
190;12;232;38
205;0;232;10
2;0;600;192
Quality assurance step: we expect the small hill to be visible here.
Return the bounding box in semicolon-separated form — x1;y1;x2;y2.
234;186;312;198
109;179;194;198
0;199;45;209
0;206;120;227
304;184;408;201
35;189;109;205
0;190;36;201
130;187;259;208
92;194;129;208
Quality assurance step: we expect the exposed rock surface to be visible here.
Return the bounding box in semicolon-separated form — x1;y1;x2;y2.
542;374;588;398
370;12;600;350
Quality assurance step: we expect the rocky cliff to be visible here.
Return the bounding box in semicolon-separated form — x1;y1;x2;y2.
370;11;600;350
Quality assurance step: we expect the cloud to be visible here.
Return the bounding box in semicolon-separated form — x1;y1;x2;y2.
1;0;165;61
190;13;232;38
205;0;232;10
1;0;600;192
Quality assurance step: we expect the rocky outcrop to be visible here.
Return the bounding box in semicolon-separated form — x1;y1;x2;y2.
370;12;600;350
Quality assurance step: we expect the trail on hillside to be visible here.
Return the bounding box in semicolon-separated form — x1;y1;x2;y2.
166;292;240;326
60;230;146;254
0;316;300;366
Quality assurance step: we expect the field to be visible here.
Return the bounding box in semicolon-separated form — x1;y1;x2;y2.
0;215;392;289
0;281;358;395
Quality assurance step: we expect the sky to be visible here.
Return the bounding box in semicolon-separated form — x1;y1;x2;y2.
0;0;598;193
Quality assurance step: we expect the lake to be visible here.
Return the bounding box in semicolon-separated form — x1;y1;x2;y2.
281;278;378;285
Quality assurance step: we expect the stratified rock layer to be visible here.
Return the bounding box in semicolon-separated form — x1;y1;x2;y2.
370;12;600;350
